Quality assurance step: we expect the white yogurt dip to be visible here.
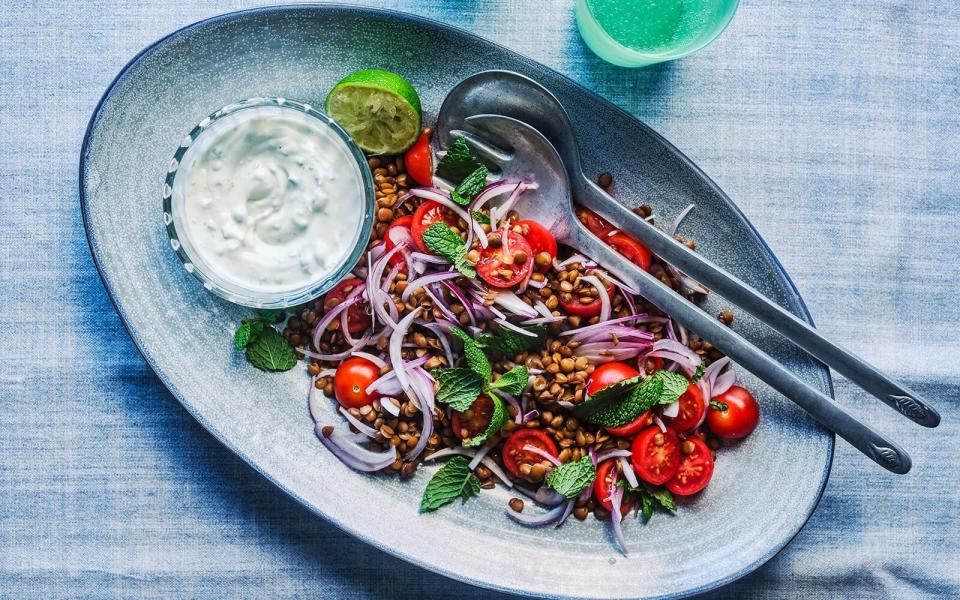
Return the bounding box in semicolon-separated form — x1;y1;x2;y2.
171;102;367;296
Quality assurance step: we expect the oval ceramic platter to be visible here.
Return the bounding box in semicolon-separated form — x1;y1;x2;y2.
80;6;833;599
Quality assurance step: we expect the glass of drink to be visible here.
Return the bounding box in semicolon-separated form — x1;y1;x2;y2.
575;0;740;67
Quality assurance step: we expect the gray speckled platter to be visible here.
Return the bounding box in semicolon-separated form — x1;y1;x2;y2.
80;6;833;599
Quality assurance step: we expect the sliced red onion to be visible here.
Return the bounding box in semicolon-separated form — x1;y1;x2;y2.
311;294;361;350
316;425;397;472
527;278;548;289
651;339;703;367
557;400;575;410
421;322;455;367
712;370;737;397
481;457;513;488
308;379;326;424
491;289;538;318
619;456;639;488
424;285;459;324
600;270;640;296
488;304;507;320
338;407;379;438
468;444;493;471
555;499;576;528
697;356;731;400
507;503;567;527
424;447;476;462
533;301;554;319
589;446;599;466
561;314;650;338
351;351;386;369
365;355;430;395
522;409;540;423
381;397;401;417
404;370;434;461
609;486;629;555
513;484;566;507
520;315;566;325
678;322;689;345
595;449;632;463
522;444;562;467
389;308;422;391
367;244;407;329
662;400;680;418
410;251;450;265
407;187;486;248
368;241;386;262
401;270;460;302
440;280;476;326
579;275;611;322
410;366;437;413
299;332;373;362
553;253;589;270
668;203;696;237
653;416;667;433
490;182;525;225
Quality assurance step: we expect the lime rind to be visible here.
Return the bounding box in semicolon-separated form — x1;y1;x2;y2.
325;70;422;154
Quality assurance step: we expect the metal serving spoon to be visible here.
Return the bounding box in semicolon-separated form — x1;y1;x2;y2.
450;113;911;474
437;70;939;431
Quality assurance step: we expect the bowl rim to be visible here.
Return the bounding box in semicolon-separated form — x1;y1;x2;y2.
78;5;835;598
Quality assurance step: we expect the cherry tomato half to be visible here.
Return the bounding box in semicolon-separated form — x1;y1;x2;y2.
576;206;615;237
593;460;635;513
631;426;681;485
558;280;615;317
666;435;714;495
476;231;534;288
411;200;458;253
501;429;559;480
607;233;652;272
605;411;654;438
586;361;640;397
707;385;760;440
451;395;495;441
404;130;433;187
661;384;705;433
384;215;414;268
514;220;558;271
333;357;381;409
323;278;371;335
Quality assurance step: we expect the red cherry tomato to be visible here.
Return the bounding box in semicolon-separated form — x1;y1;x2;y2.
333;357;381;409
576;206;615;237
707;386;760;439
661;384;706;433
451;395;495;441
384;215;413;268
631;426;681;485
476;231;534;288
514;220;558;271
607;233;652;272
586;361;640;396
501;429;559;480
404;130;433;187
323;278;370;335
605;411;654;438
411;200;458;253
666;435;714;495
593;460;635;513
558;280;615;317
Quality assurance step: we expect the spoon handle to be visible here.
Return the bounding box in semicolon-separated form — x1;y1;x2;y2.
575;181;940;429
565;223;912;474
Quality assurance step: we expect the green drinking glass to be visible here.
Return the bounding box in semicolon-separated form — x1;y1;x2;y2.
575;0;740;67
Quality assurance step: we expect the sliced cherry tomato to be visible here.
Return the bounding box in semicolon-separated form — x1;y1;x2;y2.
514;220;558;271
661;384;705;433
576;206;615;237
707;385;760;439
384;215;414;268
593;460;635;513
323;278;370;334
605;411;653;438
558;280;615;317
666;435;714;495
333;357;381;409
404;130;433;187
586;361;640;396
411;200;458;253
501;429;559;480
476;231;534;288
451;395;495;441
607;233;652;272
631;426;681;485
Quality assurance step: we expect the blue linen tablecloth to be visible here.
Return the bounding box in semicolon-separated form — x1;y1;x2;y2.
1;1;958;597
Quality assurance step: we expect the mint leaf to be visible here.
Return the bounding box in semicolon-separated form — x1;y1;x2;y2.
421;222;476;278
449;326;492;382
256;308;283;322
472;210;490;225
245;327;297;372
420;456;481;512
233;319;265;351
436;138;483;182
583;370;690;427
487;365;529;396
463;394;508;447
433;368;485;411
571;375;644;421
451;165;488;205
644;484;677;514
475;324;548;359
546;456;596;500
691;361;707;383
641;494;654;521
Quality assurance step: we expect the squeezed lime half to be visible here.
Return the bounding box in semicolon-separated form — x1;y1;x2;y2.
325;69;422;154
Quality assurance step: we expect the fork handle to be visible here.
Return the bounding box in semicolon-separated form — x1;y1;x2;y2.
576;181;940;428
565;224;912;474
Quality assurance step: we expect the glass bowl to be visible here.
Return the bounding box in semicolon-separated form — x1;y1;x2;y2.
162;97;374;309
